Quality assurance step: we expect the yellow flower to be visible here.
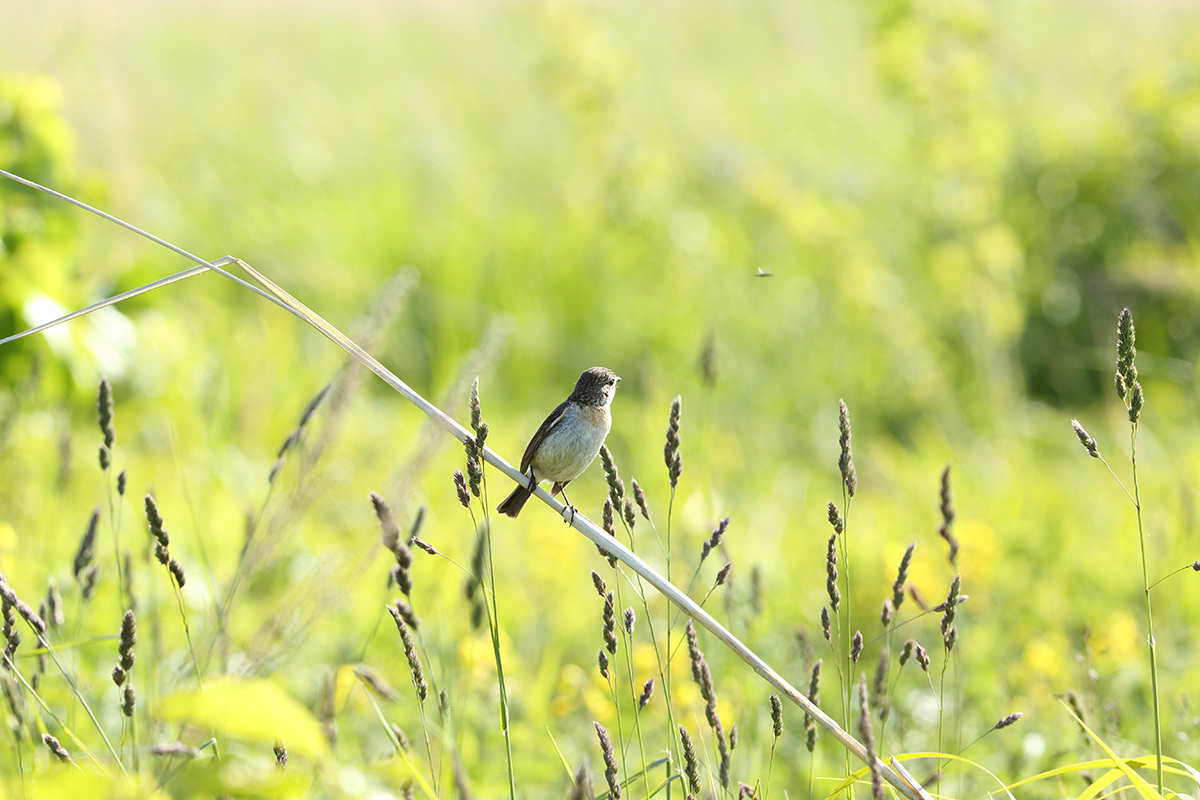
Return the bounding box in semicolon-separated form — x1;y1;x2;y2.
1018;631;1071;701
1090;610;1140;665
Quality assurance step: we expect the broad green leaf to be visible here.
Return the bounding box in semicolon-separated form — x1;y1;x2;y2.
156;677;329;761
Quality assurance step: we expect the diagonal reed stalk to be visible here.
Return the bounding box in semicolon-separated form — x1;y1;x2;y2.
0;167;925;800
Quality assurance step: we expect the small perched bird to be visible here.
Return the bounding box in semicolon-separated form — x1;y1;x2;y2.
496;366;621;519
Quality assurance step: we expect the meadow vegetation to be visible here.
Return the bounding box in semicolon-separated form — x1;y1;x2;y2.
3;0;1200;797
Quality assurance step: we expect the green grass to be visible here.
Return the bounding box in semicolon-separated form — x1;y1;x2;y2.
4;0;1200;797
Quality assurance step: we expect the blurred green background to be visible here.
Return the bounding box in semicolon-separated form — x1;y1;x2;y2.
3;0;1200;796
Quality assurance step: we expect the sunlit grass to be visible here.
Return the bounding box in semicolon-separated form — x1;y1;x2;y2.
4;0;1200;796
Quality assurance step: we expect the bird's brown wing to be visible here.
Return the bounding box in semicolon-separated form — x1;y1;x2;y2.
519;400;569;474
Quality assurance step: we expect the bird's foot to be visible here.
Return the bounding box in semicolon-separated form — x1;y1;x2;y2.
561;504;577;525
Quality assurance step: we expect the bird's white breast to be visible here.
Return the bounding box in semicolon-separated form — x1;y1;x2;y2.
530;404;612;483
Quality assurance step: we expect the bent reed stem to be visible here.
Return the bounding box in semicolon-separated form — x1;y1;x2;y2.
0;169;924;800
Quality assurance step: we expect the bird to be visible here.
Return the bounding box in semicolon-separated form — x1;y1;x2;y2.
496;366;621;519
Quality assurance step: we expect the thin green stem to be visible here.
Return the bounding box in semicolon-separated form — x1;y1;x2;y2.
666;484;677;800
840;490;854;789
170;581;204;690
612;510;680;771
879;622;895;747
765;739;778;800
358;674;439;800
1097;454;1137;507
406;602;449;795
9;654;115;776
170;429;222;619
1130;424;1164;795
604;672;630;790
105;478;128;615
129;692;140;777
1147;563;1197;592
12;730;27;800
415;696;436;795
479;491;517;800
937;661;947;776
808;749;816;800
609;561;650;799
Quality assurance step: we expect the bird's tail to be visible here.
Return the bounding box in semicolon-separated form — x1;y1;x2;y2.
496;484;533;517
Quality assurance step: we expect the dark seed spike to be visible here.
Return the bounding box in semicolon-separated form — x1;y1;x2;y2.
665;396;683;489
892;542;915;610
453;469;471;510
994;712;1023;730
838;399;857;497
42;733;71;763
680;725;701;796
97;377;115;470
594;722;621;800
74;509;100;583
632;478;651;522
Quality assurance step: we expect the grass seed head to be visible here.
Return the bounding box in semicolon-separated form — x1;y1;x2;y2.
638;678;654;709
701;517;730;562
602;592;617;655
42;733;71;762
940;574;962;650
369;492;403;560
1;672;25;730
825;533;840;612
994;712;1023;730
97;377;115;470
838;400;857;497
168;559;186;589
569;764;594;800
938;465;959;566
857;676;884;800
45;578;64;628
122;683;136;717
1129;380;1144;423
393;599;419;630
916;643;930;671
632;478;651;522
1115;307;1137;398
804;660;822;751
464;442;482;498
827;501;844;534
469;377;483;436
388;605;428;702
593;721;621;800
599;445;625;509
679;725;701;797
770;693;783;737
118;609;137;670
1071;420;1100;458
74;509;100;584
665;396;683;488
892;542;915;609
453;469;471;510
